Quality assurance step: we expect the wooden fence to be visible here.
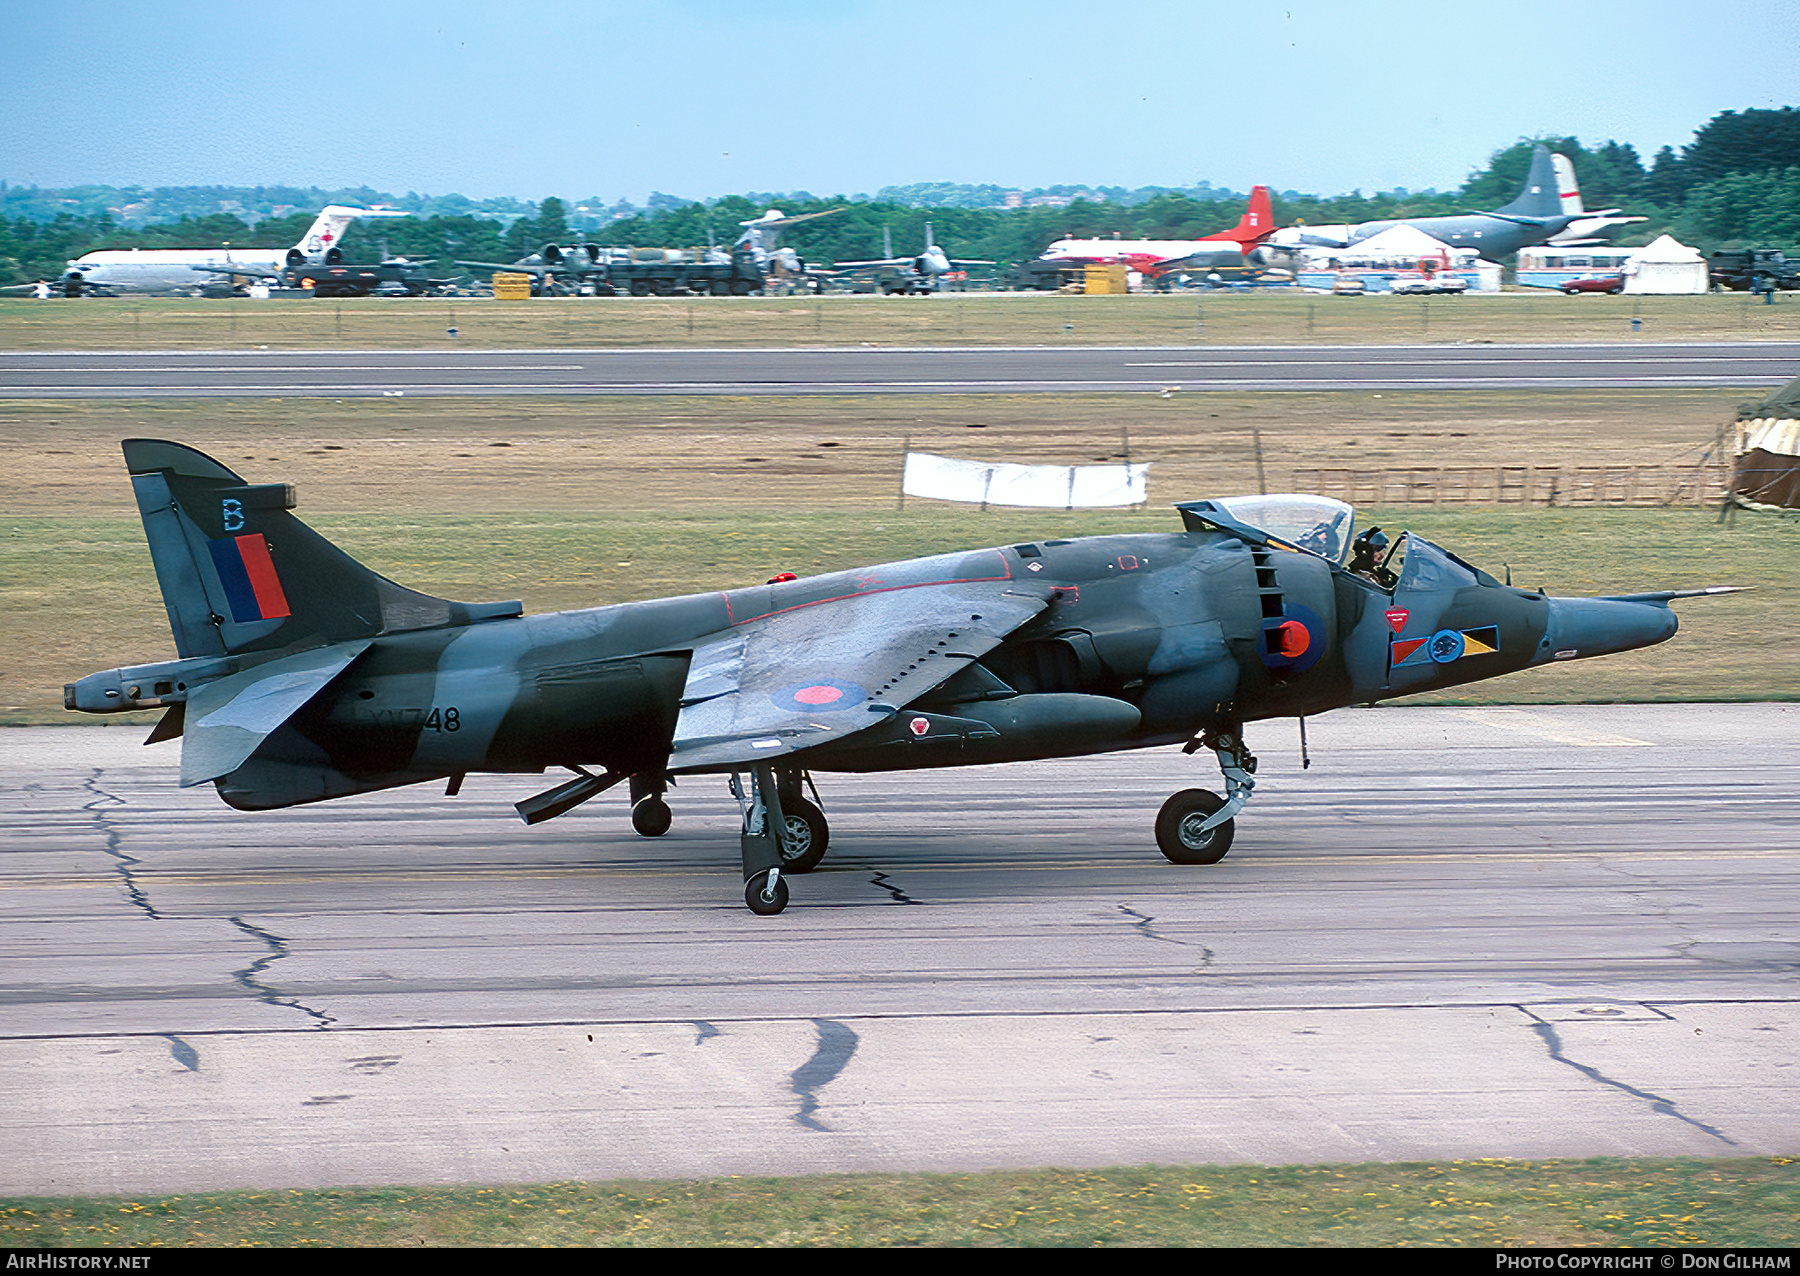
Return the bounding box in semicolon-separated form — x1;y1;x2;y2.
1288;464;1726;508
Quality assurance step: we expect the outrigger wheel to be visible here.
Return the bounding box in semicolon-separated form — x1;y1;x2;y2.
631;796;672;837
1155;789;1235;864
629;773;673;838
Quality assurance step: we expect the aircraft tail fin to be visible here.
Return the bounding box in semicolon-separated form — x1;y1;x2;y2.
290;205;411;262
1551;153;1585;215
121;439;520;661
1493;144;1562;219
1213;185;1275;248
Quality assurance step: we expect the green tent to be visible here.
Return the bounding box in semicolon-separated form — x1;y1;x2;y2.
1732;374;1800;510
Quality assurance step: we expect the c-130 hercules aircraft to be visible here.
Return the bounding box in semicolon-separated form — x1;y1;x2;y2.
68;441;1732;914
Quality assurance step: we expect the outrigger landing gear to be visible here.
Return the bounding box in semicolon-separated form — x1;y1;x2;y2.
1156;726;1258;865
628;773;672;838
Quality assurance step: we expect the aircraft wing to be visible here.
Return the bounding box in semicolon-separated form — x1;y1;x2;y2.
180;641;372;787
454;260;552;275
668;574;1049;772
831;257;908;269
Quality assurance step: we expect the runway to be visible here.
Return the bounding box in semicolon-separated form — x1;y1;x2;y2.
2;341;1796;398
3;703;1797;1194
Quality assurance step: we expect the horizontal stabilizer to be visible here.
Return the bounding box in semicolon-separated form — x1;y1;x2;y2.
180;641;371;787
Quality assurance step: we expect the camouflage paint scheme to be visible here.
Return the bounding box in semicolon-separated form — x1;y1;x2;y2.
68;440;1709;913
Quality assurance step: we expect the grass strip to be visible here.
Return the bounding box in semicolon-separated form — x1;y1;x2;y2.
3;1157;1795;1247
2;291;1797;351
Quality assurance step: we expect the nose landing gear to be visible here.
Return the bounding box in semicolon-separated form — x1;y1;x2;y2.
1156;726;1258;865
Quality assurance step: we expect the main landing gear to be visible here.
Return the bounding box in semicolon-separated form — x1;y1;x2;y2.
730;765;832;914
1155;726;1258;865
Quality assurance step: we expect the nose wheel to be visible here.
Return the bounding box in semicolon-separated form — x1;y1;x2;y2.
1155;789;1235;863
1157;726;1257;865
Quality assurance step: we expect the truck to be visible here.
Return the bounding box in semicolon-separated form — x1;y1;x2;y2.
595;247;770;295
285;257;446;297
1709;249;1800;292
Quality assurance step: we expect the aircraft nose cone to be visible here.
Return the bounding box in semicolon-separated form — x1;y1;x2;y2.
1534;598;1678;664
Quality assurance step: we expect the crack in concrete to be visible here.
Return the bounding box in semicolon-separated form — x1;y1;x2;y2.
790;1018;858;1132
228;916;335;1029
1526;1016;1736;1146
1594;856;1705;960
1117;905;1214;969
1118;904;1180;945
81;771;159;921
870;872;922;905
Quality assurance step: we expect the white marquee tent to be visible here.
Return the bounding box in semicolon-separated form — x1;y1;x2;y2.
1622;234;1708;294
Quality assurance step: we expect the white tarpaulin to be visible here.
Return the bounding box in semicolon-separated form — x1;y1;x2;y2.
902;451;1149;508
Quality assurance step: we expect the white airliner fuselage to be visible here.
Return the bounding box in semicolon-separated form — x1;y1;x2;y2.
64;206;410;293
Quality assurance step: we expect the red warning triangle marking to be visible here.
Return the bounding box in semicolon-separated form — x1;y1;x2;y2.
1385;608;1410;633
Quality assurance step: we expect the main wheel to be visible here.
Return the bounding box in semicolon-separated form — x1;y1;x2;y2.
745;869;789;915
631;795;672;838
776;796;829;873
1155;788;1235;864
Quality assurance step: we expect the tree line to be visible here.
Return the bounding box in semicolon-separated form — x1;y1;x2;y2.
3;107;1795;286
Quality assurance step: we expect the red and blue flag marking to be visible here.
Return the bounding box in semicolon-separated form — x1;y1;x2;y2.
1392;625;1499;668
208;533;291;623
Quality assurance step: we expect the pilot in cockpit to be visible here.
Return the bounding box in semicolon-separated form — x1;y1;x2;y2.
1348;526;1397;589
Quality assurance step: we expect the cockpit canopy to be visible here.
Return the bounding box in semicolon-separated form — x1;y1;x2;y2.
1210;494;1356;565
1195;495;1501;592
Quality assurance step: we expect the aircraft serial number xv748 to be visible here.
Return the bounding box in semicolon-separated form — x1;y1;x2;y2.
68;441;1729;913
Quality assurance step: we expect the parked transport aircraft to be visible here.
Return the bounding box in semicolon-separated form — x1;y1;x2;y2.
62;206;411;294
1035;186;1275;277
1266;146;1585;262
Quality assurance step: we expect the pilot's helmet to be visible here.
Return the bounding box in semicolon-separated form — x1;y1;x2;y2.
1358;528;1390;556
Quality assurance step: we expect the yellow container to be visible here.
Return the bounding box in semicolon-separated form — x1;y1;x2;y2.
492;271;533;300
1083;264;1129;295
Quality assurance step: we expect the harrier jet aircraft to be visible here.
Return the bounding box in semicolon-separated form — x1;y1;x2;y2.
831;223;996;294
454;242;623;294
67;442;1730;914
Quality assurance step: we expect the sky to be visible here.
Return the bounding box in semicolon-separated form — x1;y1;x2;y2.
4;0;1797;203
